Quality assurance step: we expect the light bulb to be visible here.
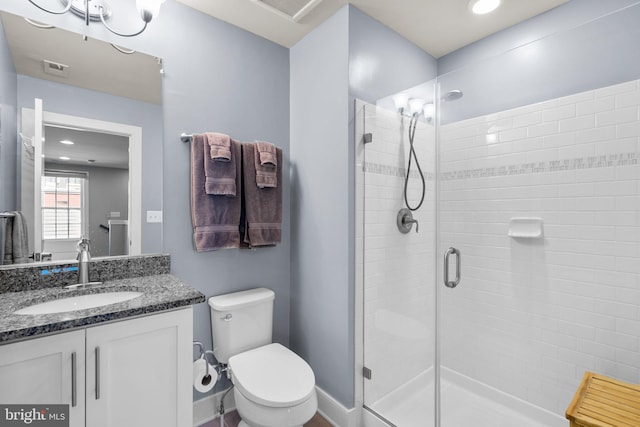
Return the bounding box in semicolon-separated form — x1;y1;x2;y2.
423;103;435;121
469;0;502;15
408;98;425;116
136;0;165;21
393;94;409;114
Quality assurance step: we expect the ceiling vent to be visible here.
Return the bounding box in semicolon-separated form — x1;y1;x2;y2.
43;59;69;78
250;0;322;22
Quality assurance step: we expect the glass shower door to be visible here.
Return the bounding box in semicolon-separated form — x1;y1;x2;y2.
437;4;640;426
357;90;437;426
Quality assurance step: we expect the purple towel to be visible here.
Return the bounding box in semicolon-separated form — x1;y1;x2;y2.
2;212;29;264
242;143;282;247
191;135;242;251
204;133;236;196
206;132;231;161
254;142;277;188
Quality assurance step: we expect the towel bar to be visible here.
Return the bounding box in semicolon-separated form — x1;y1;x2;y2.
181;133;193;143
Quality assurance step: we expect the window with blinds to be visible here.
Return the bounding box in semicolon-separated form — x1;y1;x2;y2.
42;171;87;240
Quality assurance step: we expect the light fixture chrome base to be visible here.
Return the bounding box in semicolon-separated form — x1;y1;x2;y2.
62;0;112;21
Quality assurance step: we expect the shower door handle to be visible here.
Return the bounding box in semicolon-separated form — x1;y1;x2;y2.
444;247;461;288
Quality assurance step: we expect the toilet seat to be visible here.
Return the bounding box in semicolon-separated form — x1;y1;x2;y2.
229;343;316;408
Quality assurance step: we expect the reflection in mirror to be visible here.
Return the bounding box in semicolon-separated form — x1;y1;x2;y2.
43;126;129;260
0;10;163;265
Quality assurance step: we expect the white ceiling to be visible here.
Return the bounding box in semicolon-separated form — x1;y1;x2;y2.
175;0;571;58
0;11;162;104
44;126;129;170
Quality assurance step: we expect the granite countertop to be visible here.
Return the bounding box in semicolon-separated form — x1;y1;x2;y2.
0;274;205;344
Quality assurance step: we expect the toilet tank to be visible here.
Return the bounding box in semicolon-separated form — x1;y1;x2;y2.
208;288;275;364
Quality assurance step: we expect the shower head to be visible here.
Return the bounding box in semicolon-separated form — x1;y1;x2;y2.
442;90;463;102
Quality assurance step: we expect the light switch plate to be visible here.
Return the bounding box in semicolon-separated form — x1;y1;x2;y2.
146;211;163;223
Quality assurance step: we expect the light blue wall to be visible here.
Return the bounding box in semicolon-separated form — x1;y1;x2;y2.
439;0;640;75
16;75;163;253
0;17;17;212
290;5;438;408
349;6;438;104
290;6;351;406
438;0;640;123
0;0;290;400
159;4;290;401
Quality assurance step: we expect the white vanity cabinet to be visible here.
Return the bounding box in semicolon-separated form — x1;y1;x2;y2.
0;330;86;427
85;308;193;427
0;308;192;427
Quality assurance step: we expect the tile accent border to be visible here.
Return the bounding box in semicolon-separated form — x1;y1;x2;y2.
442;152;639;181
364;152;638;182
363;161;436;181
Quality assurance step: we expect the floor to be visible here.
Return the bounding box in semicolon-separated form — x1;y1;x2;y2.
200;411;333;427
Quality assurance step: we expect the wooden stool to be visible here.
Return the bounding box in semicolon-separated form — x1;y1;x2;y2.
566;372;640;427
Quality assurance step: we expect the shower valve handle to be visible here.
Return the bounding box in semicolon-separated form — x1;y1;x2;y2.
397;209;419;234
404;216;419;233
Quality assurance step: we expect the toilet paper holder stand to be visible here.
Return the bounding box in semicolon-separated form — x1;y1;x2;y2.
193;341;234;420
193;341;218;386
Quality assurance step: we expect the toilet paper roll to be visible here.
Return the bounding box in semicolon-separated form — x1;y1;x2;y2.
193;358;217;393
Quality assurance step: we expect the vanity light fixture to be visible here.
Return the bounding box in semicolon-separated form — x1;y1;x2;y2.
59;156;71;161
24;17;55;29
394;95;428;117
60;140;75;145
27;0;165;37
393;94;410;115
468;0;502;15
408;98;426;116
423;103;435;122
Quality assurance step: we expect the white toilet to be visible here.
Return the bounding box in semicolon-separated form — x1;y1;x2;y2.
209;288;317;427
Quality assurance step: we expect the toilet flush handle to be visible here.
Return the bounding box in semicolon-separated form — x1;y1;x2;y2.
221;314;232;321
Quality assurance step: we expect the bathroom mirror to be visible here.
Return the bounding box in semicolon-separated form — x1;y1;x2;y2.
0;10;163;264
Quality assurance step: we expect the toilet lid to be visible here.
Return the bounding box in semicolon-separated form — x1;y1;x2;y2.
229;343;315;408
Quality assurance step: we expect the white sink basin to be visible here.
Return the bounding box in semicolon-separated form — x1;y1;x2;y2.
15;291;143;315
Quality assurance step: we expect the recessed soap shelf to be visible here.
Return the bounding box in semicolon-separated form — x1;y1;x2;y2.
508;217;544;239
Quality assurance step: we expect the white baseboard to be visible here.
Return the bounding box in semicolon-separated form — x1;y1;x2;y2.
193;389;236;427
316;386;359;427
194;386;356;427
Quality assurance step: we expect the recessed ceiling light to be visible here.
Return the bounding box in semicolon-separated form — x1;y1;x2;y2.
60;140;74;145
59;156;70;161
469;0;502;15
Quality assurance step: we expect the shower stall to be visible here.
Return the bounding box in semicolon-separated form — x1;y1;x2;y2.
357;3;640;426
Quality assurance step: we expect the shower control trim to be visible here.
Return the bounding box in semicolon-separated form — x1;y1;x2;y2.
444;247;461;288
397;208;419;234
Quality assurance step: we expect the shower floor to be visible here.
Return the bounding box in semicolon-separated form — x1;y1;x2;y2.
367;369;566;427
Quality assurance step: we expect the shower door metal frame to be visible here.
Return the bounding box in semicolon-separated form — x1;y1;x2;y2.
358;97;440;427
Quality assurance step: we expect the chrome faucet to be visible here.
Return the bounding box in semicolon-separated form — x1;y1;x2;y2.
77;238;91;284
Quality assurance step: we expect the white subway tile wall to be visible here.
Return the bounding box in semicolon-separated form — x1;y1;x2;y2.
357;100;437;407
439;79;640;415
